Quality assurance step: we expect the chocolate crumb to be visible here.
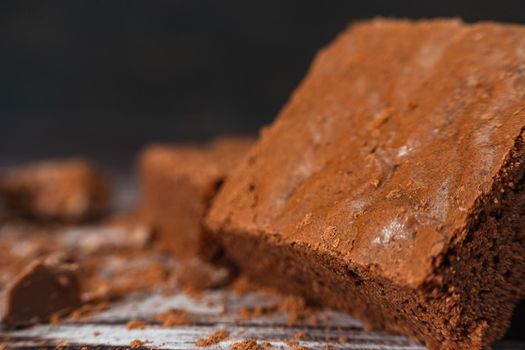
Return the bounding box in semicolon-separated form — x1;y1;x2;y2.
236;305;277;321
129;339;144;348
69;302;109;320
284;340;299;347
126;319;147;330
228;275;262;294
50;312;62;326
195;329;230;347
292;331;308;340
154;309;190;327
1;256;81;327
175;258;231;293
230;339;261;350
278;296;316;325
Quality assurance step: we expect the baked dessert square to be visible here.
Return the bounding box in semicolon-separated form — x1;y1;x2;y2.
0;159;111;221
138;137;253;259
206;19;525;350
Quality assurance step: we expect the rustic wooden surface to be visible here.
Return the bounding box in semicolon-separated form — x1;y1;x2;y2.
0;172;523;350
1;287;524;349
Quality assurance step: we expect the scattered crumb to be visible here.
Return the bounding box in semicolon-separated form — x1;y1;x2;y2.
292;331;307;340
126;319;147;330
285;339;310;349
228;275;259;294
176;258;231;293
278;295;316;325
230;339;260;350
337;336;348;343
50;312;62;326
92;331;101;336
195;329;230;347
69;302;110;320
129;339;143;348
284;339;299;347
236;304;277;320
234;293;320;326
154;309;190;327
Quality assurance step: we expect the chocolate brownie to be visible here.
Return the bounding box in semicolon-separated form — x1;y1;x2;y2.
0;159;112;221
138;137;253;259
206;19;525;350
1;254;81;327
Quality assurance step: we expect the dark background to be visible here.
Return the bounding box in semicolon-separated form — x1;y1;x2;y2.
2;0;525;167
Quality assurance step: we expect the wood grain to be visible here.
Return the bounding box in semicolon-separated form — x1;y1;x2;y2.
1;289;523;349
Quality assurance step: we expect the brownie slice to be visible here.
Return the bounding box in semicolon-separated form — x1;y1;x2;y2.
206;19;525;350
0;159;112;221
138;137;253;259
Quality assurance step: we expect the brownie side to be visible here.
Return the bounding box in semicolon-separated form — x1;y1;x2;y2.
212;130;524;349
138;137;253;259
138;146;221;258
425;129;525;349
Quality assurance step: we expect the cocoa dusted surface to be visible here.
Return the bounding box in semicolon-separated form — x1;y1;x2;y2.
0;159;112;222
206;19;525;350
138;136;253;259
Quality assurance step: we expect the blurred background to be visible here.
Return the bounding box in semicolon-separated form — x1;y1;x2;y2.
0;0;524;339
2;0;525;168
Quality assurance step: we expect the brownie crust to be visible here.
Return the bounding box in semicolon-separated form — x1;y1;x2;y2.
206;19;525;349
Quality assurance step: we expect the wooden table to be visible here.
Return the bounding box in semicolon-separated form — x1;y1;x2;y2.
0;170;523;350
2;286;524;349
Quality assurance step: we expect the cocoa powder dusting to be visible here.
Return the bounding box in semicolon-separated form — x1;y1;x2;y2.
292;331;308;340
129;339;144;348
154;309;191;327
195;329;230;347
230;339;261;350
126;319;147;330
68;302;110;321
235;294;319;326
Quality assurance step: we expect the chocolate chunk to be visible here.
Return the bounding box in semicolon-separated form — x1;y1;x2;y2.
206;19;525;350
138;137;253;259
0;159;112;221
2;255;81;327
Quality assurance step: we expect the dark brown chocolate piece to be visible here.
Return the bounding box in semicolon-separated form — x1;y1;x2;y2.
206;19;525;350
138;137;253;259
0;159;112;221
2;255;81;327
